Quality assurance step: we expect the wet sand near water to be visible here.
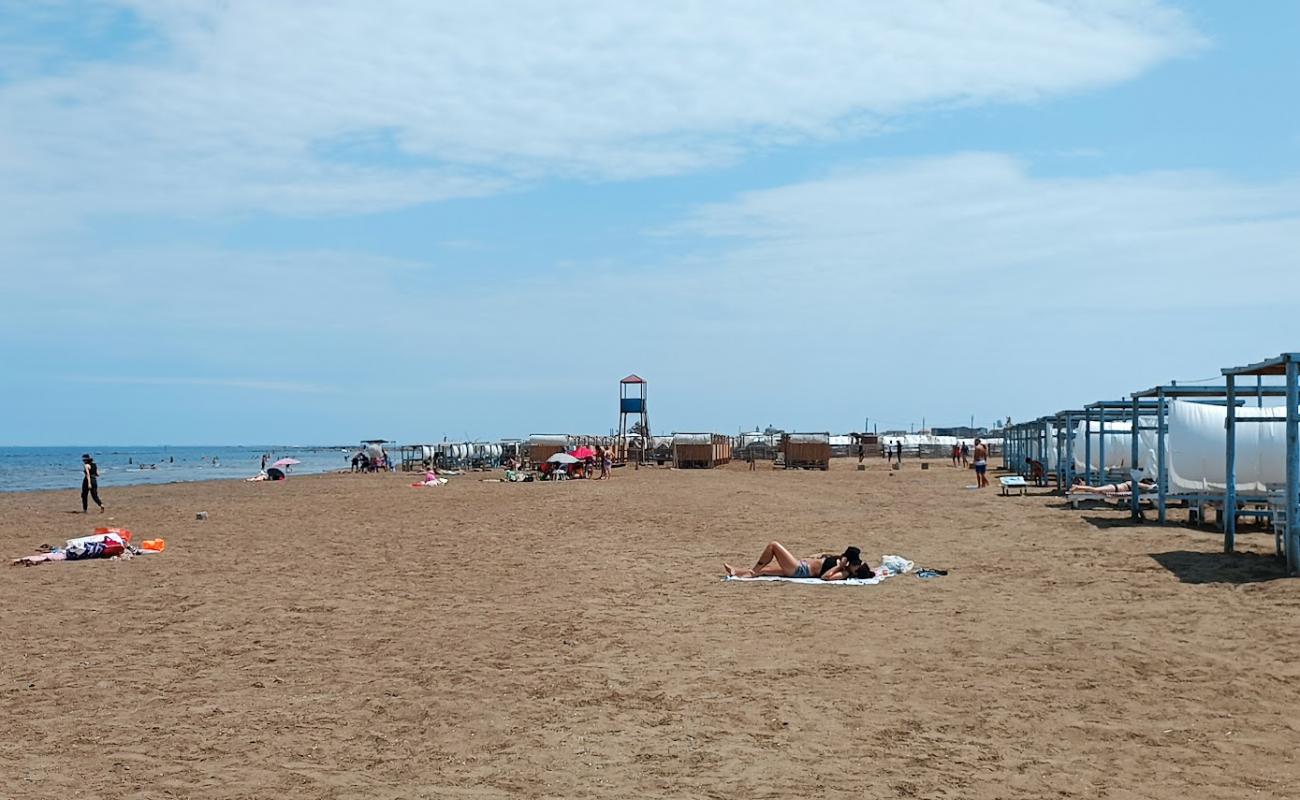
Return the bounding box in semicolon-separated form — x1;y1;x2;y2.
2;460;1299;799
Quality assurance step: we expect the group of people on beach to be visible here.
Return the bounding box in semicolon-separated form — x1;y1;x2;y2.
538;446;613;480
351;450;393;473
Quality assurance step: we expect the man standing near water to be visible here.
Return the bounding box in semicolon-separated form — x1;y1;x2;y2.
973;439;989;488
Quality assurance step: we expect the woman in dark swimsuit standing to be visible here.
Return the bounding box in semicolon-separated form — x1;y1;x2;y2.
81;453;105;513
724;542;873;580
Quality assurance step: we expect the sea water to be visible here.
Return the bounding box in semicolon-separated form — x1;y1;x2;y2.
0;445;358;493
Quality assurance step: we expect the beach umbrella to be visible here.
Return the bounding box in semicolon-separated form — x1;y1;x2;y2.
568;446;597;460
547;452;580;464
272;458;301;468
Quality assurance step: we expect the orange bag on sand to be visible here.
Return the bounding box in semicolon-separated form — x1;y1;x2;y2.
140;539;166;553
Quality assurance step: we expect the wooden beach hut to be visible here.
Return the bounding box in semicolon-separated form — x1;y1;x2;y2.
782;432;831;470
672;433;733;469
525;434;569;467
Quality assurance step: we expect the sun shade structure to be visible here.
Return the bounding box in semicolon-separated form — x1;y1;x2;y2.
1221;353;1300;575
1129;384;1288;530
1002;350;1300;576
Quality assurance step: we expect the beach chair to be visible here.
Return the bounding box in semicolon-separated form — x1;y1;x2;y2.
1270;494;1288;559
999;476;1028;496
1069;491;1130;509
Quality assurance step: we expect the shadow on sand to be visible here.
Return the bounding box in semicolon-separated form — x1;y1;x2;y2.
1078;514;1139;530
1149;550;1288;585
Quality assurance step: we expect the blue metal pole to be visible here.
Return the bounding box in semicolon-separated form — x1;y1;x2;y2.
1158;391;1167;524
1099;408;1107;484
1084;411;1093;486
1042;419;1050;486
1287;358;1299;576
1057;421;1066;490
1131;396;1141;520
1225;375;1236;551
1066;413;1076;488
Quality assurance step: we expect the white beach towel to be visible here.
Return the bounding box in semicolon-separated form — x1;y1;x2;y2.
725;555;914;585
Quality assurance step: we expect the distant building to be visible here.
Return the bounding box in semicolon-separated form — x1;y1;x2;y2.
930;426;989;438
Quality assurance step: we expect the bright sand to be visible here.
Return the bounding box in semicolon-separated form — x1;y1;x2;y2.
2;460;1298;799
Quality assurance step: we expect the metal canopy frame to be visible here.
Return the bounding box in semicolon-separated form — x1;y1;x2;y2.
1129;383;1289;528
1222;354;1300;575
1081;400;1162;491
1003;416;1056;483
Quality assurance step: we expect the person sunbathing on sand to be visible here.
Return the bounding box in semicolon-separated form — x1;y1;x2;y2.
1069;477;1156;495
724;542;875;580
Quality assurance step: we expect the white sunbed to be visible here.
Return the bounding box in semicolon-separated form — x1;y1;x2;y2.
1069;490;1131;509
999;476;1028;496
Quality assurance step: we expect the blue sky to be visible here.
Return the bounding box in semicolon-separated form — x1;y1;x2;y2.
1;1;1297;445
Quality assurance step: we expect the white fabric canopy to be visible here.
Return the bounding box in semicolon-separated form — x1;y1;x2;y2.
1071;420;1139;472
1145;400;1288;494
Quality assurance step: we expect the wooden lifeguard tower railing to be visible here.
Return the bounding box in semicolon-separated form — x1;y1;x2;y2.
618;374;650;464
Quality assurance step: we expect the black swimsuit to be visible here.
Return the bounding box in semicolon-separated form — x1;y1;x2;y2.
818;557;838;577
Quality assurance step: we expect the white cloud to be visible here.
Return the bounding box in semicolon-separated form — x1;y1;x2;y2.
5;151;1298;438
0;0;1203;223
657;153;1300;312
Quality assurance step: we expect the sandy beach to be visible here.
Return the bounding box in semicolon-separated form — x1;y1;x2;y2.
3;460;1299;799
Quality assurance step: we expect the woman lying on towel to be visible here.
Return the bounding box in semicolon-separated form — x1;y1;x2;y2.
1068;477;1156;495
724;542;875;580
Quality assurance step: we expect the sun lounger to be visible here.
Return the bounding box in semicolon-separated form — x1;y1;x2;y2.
1068;491;1152;510
999;476;1028;496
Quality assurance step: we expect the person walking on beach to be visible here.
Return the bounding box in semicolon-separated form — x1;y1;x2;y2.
960;442;970;468
894;440;903;463
951;443;960;467
80;454;105;513
972;438;989;488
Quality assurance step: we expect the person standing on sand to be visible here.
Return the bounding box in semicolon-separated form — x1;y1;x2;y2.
80;454;105;513
894;440;903;463
746;445;757;471
961;442;970;468
973;438;989;488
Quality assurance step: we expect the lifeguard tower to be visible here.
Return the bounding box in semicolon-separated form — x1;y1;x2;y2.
618;374;650;464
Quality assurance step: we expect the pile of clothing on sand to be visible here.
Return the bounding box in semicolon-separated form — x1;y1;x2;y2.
11;528;166;567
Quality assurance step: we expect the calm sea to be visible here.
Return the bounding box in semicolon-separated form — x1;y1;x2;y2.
0;446;356;493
